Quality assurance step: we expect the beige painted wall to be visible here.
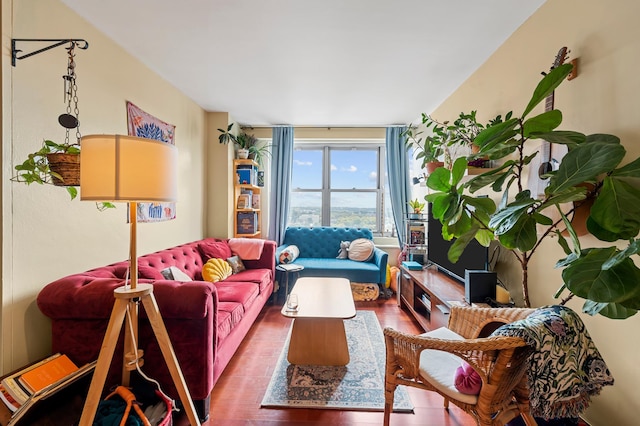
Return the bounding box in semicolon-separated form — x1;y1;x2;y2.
1;0;207;372
431;1;640;424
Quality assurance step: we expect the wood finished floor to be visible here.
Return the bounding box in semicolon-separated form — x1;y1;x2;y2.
175;296;477;426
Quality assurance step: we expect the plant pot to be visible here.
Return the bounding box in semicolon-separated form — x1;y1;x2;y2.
408;213;422;220
236;149;249;159
47;153;80;186
426;161;445;174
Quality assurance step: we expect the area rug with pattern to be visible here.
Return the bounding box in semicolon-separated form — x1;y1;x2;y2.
260;310;413;412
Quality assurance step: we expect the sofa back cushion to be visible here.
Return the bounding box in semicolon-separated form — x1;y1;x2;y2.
283;227;374;259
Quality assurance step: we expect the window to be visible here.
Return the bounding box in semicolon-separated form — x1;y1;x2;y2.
288;141;393;235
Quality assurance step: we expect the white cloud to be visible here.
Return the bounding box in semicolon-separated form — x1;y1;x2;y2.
331;164;337;171
294;160;312;166
342;165;357;172
369;171;377;181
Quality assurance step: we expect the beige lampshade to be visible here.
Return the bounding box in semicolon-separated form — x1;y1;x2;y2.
80;135;177;202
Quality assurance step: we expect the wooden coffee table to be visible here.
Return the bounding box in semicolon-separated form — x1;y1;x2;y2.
281;277;356;366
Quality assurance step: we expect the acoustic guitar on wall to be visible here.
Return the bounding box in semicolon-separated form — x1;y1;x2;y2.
527;46;570;198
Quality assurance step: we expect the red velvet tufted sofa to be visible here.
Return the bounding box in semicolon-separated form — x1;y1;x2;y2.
36;237;275;421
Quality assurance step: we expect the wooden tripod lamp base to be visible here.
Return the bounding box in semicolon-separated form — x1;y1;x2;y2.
78;283;201;426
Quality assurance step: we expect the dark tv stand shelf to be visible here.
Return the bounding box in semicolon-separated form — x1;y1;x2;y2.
399;265;468;331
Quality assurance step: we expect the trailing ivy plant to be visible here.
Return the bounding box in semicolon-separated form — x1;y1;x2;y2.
424;63;640;319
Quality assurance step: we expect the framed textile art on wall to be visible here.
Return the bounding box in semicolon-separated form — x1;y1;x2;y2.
126;101;176;222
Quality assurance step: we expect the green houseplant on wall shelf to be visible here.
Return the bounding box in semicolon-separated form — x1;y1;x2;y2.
218;123;271;166
422;63;640;319
404;111;508;173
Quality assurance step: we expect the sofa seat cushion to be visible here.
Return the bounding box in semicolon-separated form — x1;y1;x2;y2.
223;269;272;293
294;258;381;283
214;282;260;311
216;303;242;343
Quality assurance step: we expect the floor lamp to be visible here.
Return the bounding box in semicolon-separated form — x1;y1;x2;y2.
77;135;200;426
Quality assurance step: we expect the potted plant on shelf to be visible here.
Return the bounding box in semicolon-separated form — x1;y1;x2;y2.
422;62;640;319
408;199;425;219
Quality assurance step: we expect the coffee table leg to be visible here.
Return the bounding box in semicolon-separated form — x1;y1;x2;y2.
287;318;349;366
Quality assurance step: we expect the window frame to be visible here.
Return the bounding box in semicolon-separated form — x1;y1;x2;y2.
290;140;387;235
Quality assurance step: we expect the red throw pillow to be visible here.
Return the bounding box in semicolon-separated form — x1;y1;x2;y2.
198;241;232;260
454;360;482;395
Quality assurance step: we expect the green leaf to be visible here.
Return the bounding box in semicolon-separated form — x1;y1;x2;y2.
585;133;620;145
431;193;460;222
447;228;479;263
522;63;573;118
540;186;587;208
583;300;637;319
602;239;640;270
589;176;640;241
547;142;626;193
451;157;467;186
66;186;78;200
528;130;586;146
562;247;640;303
522;110;562;137
612;156;640;178
426;167;451;192
555;230;572;255
473;118;519;150
532;212;553;226
497;214;538;251
462;196;496;216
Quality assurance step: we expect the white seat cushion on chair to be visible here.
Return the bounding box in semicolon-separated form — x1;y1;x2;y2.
418;327;480;405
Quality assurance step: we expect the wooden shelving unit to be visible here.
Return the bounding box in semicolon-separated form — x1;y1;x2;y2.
233;159;262;238
399;265;467;331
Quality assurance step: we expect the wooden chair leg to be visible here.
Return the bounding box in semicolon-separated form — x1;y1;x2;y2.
520;412;538;426
444;397;450;410
383;382;396;426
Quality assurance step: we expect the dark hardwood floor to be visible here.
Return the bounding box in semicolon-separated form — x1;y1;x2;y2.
175;295;477;425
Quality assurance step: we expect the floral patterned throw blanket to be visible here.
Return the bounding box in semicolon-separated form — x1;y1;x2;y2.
492;305;614;419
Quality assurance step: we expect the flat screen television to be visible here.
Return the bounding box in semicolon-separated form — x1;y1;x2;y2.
427;204;489;282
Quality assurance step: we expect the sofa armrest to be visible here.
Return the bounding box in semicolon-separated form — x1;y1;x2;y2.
371;247;389;285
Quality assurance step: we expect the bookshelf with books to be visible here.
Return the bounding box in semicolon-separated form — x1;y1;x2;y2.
233;159;262;238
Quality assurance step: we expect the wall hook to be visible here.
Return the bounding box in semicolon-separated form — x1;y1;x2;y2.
11;38;89;67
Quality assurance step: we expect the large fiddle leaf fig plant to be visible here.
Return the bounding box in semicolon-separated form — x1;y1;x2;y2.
424;63;640;319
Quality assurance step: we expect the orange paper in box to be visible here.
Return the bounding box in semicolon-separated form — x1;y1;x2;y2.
19;354;78;393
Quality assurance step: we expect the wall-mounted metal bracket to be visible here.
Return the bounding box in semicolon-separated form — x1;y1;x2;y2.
11;38;89;67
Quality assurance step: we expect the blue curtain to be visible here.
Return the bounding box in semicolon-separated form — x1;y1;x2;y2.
385;126;410;247
268;126;294;245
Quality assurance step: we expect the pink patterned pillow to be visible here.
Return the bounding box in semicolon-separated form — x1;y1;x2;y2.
454;361;482;395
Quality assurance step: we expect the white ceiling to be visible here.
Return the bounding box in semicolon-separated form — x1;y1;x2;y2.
60;0;545;127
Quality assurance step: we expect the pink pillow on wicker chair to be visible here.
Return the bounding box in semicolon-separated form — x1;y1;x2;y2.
454;361;482;395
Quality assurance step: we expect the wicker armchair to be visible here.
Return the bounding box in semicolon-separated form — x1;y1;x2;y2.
383;306;537;426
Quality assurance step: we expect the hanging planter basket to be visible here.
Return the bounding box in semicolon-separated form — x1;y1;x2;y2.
47;153;80;186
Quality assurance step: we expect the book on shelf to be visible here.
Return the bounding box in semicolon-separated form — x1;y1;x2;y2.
251;193;260;209
409;225;425;245
18;354;78;394
236;194;251;209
